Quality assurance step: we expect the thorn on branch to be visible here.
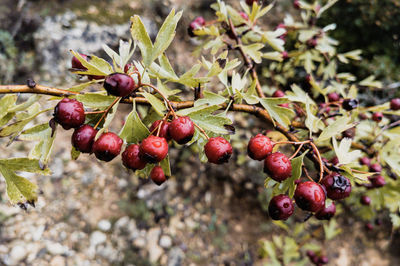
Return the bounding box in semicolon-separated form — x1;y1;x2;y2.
26;78;36;88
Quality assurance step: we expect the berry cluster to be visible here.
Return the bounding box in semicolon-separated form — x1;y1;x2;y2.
306;250;329;266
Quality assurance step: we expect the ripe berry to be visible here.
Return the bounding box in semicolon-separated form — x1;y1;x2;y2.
329;156;339;165
369;175;386;188
327;92;340;102
294;181;326;212
365;223;373;231
122;144;147;171
139;135;168;163
149;120;171;140
369;163;382;173
71;53;88;70
318;256;329;265
188;16;205;37
306;250;316;259
342;99;359;111
169;116;195;144
104;73;136;97
150;166;167;186
293;0;300;9
53;98;85;130
390;98;400;110
372;112;383;122
264;152;292;182
204;137;233;164
315;202;336;220
359;157;371;166
321;173;351;200
272;90;285;98
92;132;123;162
239;12;249;20
268;194;294;220
71;125;97;153
247;134;274;161
360;195;371;206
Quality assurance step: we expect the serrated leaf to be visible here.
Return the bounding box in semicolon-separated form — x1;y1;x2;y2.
131;15;153;67
0;158;50;175
380;139;400;176
333;138;361;165
316;117;354;144
259;98;295;129
0;108;50;137
119;100;150;144
139;92;167;117
70;51;113;76
0;167;38;205
305;101;324;136
194;91;226;107
241;43;264;64
323;219;342;240
242;80;259;104
75;93;117;109
359;75;382;88
68;80;99;92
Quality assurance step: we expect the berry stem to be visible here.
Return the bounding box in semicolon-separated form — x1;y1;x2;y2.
93;97;121;129
85;110;107;115
309;142;324;182
289;143;305;160
193;121;209;140
130;70;142;86
302;165;314;182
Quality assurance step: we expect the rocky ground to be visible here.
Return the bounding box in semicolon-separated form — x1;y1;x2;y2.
0;0;400;265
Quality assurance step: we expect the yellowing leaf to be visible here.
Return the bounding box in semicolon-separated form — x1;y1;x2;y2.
333;138;361;165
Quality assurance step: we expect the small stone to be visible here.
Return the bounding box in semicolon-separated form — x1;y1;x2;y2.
146;228;163;262
133;237;146;248
46;242;68;255
8;245;28;265
50;255;66;266
98;219;112;232
90;231;107;247
167;247;184;266
51;158;64;179
159;235;173;249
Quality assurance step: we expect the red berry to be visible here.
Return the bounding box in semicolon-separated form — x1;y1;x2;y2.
315;202;336;220
71;125;97;153
122;144;147;171
239;12;249;20
306;250;316;258
247;134;274;161
149;120;171;140
369;163;382;173
71;53;88;70
321;173;351;200
390;98;400;110
360;195;371;205
268;194;294;220
293;0;300;9
188;17;205;37
53;98;85;130
327;92;340;102
372;112;383;122
124;63;135;73
204;137;233;164
272;90;285;98
365;223;373;231
264;152;292;182
369;175;386;188
92;132;123;162
318;256;329;265
194;16;206;26
329;156;339;165
294;181;326;212
359;157;371;166
169;116;195;144
246;0;258;5
150;166;167;186
104;73;136;97
139;135;168;163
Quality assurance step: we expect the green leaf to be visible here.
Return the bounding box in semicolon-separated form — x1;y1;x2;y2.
332;138;361;165
160;155;171;177
316;117;354;144
259;98;295;129
323;219;342;240
71;147;80;160
75;93;117;109
139;92;167;117
0;167;38;205
0;108;50;137
380;139;400;176
194;91;227;107
130;15;154;66
119;100;150;144
0;158;50;175
304;101;324;136
68;80;99;92
242;80;259;105
70;51;113;76
241;43;264;64
0;95;17;120
8;95;41;113
95;99;121;139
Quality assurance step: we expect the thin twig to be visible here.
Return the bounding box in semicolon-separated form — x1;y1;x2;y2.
94;97;121;129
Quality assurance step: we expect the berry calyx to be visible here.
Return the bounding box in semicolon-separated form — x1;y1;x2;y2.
204;137;233;164
372;112;383;122
71;53;88;70
149;120;171;140
321;173;351;200
294;181;326;212
360;195;371;205
247;134;274;161
268;194;294;220
71;125;97;153
390;98;400;110
53;98;85;130
369;175;386;188
104;73;136;97
139;135;169;163
169;116;195;144
122;144;147;171
327;92;340;102
264;152;292;182
315;202;336;220
342;98;359;111
92;132;123;162
369;163;382;173
150;166;167;186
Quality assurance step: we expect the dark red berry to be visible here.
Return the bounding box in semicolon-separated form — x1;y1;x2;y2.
369;175;386;188
204;137;233;164
372;112;383;122
71;53;88;70
104;73;136;97
53;98;85;130
169;116;195;144
342;99;359;111
92;132;123;162
246;0;258;5
369;163;382;173
293;0;300;9
359;157;371;166
360;195;371;205
264;152;292;182
307;38;318;48
327;92;340;102
315;202;336;220
390;98;400;110
122;144;147;171
321;173;351;200
318;256;329;265
150;166;167;186
329;156;339;165
139;135;168;163
247;134;274;161
268;194;294;220
306;250;316;259
342;127;356;139
365;223;373;231
239;12;249;20
71;125;97;153
149;120;171;140
272;90;285;98
294;181;326;212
